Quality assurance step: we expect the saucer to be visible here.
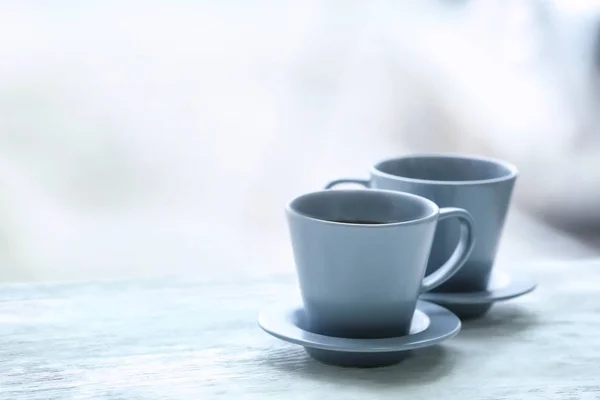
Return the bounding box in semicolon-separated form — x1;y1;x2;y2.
420;269;537;320
257;300;461;368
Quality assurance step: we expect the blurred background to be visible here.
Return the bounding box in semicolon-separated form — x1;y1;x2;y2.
2;0;600;283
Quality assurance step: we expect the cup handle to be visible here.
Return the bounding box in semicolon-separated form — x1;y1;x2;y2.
324;178;370;189
420;207;476;293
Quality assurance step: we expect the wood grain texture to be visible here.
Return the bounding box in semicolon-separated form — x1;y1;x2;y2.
1;260;600;399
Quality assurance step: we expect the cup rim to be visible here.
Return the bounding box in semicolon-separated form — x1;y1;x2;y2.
286;189;439;227
371;153;518;186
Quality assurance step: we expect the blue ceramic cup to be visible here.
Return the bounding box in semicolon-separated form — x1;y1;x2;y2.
325;154;517;293
286;189;475;339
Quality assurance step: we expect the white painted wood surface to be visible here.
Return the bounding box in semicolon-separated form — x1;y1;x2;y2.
1;258;599;399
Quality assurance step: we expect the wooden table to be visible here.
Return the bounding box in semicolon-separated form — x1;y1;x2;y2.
1;259;599;399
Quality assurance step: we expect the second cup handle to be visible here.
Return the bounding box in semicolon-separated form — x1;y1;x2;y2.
420;207;476;293
324;178;370;189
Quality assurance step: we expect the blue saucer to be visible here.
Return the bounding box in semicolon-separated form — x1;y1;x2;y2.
258;300;461;368
420;269;537;319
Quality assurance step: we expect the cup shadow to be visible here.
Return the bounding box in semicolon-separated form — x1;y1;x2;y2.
260;344;458;388
457;303;540;339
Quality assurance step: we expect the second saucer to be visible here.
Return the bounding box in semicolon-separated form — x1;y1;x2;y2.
420;269;537;319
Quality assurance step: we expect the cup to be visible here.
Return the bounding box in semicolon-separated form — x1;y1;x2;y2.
286;189;475;339
325;154;517;293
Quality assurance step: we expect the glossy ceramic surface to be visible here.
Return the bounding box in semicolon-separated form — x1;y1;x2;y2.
258;300;461;368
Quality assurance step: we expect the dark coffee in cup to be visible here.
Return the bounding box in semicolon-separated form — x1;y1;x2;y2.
329;219;390;225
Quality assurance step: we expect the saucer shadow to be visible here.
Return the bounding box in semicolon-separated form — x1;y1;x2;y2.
458;303;540;339
260;344;457;387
